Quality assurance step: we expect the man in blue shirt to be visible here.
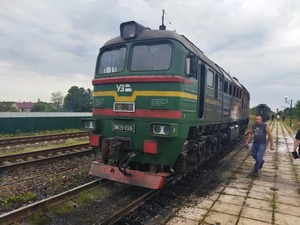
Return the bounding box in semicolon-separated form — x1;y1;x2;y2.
245;115;274;176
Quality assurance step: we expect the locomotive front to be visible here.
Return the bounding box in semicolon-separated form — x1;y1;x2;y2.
82;21;198;189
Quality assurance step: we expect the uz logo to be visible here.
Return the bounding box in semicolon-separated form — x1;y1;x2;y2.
116;84;132;92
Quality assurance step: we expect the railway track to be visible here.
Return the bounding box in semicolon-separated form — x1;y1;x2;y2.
0;132;249;225
98;176;180;225
103;121;277;225
0;122;274;225
99;121;275;225
0;143;92;171
0;131;90;147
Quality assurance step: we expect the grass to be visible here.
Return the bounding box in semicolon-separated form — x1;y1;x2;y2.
269;200;277;210
76;188;110;204
49;187;110;217
30;211;51;225
0;191;37;207
52;201;77;215
283;119;299;131
76;192;96;204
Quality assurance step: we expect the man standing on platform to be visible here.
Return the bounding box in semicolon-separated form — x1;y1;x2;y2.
245;115;275;176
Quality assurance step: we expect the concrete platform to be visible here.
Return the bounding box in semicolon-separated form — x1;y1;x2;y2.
166;121;300;225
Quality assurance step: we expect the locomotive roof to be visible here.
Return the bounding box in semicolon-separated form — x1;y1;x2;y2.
102;23;248;93
103;28;220;71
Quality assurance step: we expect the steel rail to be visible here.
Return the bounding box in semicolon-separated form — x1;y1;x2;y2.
99;173;187;225
98;187;160;225
0;143;89;161
0;131;90;147
0;143;92;171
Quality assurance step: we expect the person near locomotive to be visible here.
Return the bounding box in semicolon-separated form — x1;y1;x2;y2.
245;115;275;175
292;120;300;159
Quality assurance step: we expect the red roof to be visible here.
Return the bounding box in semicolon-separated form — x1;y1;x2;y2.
13;102;35;110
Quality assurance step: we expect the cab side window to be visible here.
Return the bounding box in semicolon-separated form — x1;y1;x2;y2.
224;80;229;94
207;69;214;88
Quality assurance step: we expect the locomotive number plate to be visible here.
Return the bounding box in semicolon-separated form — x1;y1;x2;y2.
112;123;135;133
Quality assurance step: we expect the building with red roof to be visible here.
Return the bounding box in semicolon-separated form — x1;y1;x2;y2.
11;102;35;112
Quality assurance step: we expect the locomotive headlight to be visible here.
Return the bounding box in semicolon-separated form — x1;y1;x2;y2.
82;119;97;130
85;121;95;129
153;125;162;134
150;123;179;138
152;124;170;136
121;23;136;39
120;21;147;40
163;126;170;135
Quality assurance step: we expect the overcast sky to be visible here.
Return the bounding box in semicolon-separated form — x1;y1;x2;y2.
0;0;299;111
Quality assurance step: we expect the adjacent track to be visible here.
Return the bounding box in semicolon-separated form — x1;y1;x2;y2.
0;131;90;147
0;143;92;171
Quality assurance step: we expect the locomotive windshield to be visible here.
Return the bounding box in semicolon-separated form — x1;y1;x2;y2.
97;43;172;75
131;43;172;71
98;47;126;74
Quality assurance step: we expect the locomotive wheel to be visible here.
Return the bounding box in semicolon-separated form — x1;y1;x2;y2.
174;154;187;174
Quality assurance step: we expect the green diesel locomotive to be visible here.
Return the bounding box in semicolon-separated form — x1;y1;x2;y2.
83;21;250;189
255;104;271;122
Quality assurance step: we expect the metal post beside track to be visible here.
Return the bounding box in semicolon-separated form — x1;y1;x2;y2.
285;96;293;127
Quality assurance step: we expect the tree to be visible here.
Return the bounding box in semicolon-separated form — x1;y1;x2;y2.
51;91;64;111
63;86;93;112
31;100;55;112
0;101;14;112
294;100;300;120
250;107;256;115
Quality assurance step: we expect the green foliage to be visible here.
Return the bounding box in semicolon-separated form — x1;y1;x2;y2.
76;192;95;204
52;201;77;215
0;101;12;111
282;99;300;121
0;192;37;206
75;188;109;205
30;212;51;225
294;100;300;120
63;86;92;112
31;101;55;112
51;91;64;111
0;101;17;112
250;105;272;116
250;107;256;115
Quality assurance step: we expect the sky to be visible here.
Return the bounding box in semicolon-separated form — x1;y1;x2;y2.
0;0;299;111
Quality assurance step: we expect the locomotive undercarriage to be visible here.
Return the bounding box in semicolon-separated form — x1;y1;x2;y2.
89;120;247;188
174;121;247;174
95;121;247;178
